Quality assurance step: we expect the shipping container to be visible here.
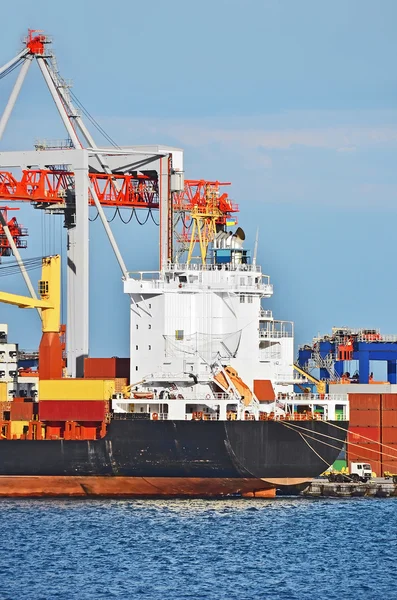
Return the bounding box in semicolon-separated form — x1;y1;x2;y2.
84;358;130;380
40;379;115;401
380;444;397;469
349;394;381;411
348;440;381;463
381;428;397;445
382;459;397;475
348;426;380;443
39;400;107;422
380;410;397;427
10;401;34;421
349;410;380;427
381;394;397;411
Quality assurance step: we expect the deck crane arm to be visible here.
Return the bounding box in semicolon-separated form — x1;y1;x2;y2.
0;255;63;379
293;363;326;395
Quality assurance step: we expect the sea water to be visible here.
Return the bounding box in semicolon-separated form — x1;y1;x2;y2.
0;497;396;599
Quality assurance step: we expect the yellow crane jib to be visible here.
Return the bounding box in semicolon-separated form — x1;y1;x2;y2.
0;255;62;379
0;255;60;333
293;363;327;395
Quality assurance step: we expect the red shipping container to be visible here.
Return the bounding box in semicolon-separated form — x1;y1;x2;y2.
382;459;397;475
381;394;397;411
10;401;34;421
348;427;380;443
382;429;397;445
348;440;380;463
380;444;397;465
381;411;397;427
84;358;130;380
349;409;380;427
39;400;106;422
115;358;130;379
349;394;381;411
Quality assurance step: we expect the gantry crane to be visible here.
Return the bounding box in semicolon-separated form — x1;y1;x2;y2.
0;30;239;376
173;180;239;264
0;206;28;261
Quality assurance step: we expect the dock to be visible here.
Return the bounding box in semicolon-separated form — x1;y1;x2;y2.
300;478;397;498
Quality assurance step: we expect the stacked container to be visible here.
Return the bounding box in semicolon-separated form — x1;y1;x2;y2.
347;394;382;476
84;358;130;380
38;379;114;426
380;394;397;474
347;393;397;476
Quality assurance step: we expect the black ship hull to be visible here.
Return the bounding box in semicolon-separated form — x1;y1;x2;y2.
0;419;348;497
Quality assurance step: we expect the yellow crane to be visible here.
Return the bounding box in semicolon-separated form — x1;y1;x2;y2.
293;363;326;395
0;255;62;379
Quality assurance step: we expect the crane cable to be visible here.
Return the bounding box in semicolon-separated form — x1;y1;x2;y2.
0;58;24;80
69;89;120;149
278;419;397;462
278;422;378;479
0;257;44;277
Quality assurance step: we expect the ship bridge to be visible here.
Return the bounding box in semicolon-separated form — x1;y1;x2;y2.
124;263;273;297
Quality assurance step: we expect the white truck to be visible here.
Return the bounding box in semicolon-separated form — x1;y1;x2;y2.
328;462;372;483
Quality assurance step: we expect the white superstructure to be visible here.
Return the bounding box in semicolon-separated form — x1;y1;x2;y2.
124;261;294;396
121;240;348;423
120;227;308;421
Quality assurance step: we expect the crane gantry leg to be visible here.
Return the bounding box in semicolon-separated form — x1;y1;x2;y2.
0;55;33;142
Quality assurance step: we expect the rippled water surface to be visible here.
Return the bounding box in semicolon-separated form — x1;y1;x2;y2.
0;497;396;599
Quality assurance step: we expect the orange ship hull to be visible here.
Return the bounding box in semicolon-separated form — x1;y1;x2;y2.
0;476;278;498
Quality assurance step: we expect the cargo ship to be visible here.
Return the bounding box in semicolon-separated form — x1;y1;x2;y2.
0;240;349;498
0;31;349;497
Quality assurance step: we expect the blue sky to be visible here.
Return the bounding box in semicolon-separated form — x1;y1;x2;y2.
0;0;397;361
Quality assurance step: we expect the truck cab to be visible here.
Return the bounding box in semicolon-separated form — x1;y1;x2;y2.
349;462;372;482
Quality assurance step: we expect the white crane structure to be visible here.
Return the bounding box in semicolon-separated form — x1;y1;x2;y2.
0;30;184;376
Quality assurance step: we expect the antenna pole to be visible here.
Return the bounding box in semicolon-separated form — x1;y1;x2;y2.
253;228;259;266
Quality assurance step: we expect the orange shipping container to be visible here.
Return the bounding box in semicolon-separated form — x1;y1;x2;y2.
380;444;397;466
10;401;35;421
84;358;130;380
381;411;397;427
382;429;397;445
349;410;380;427
382;459;397;475
349;394;381;411
381;394;397;411
348;440;381;463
